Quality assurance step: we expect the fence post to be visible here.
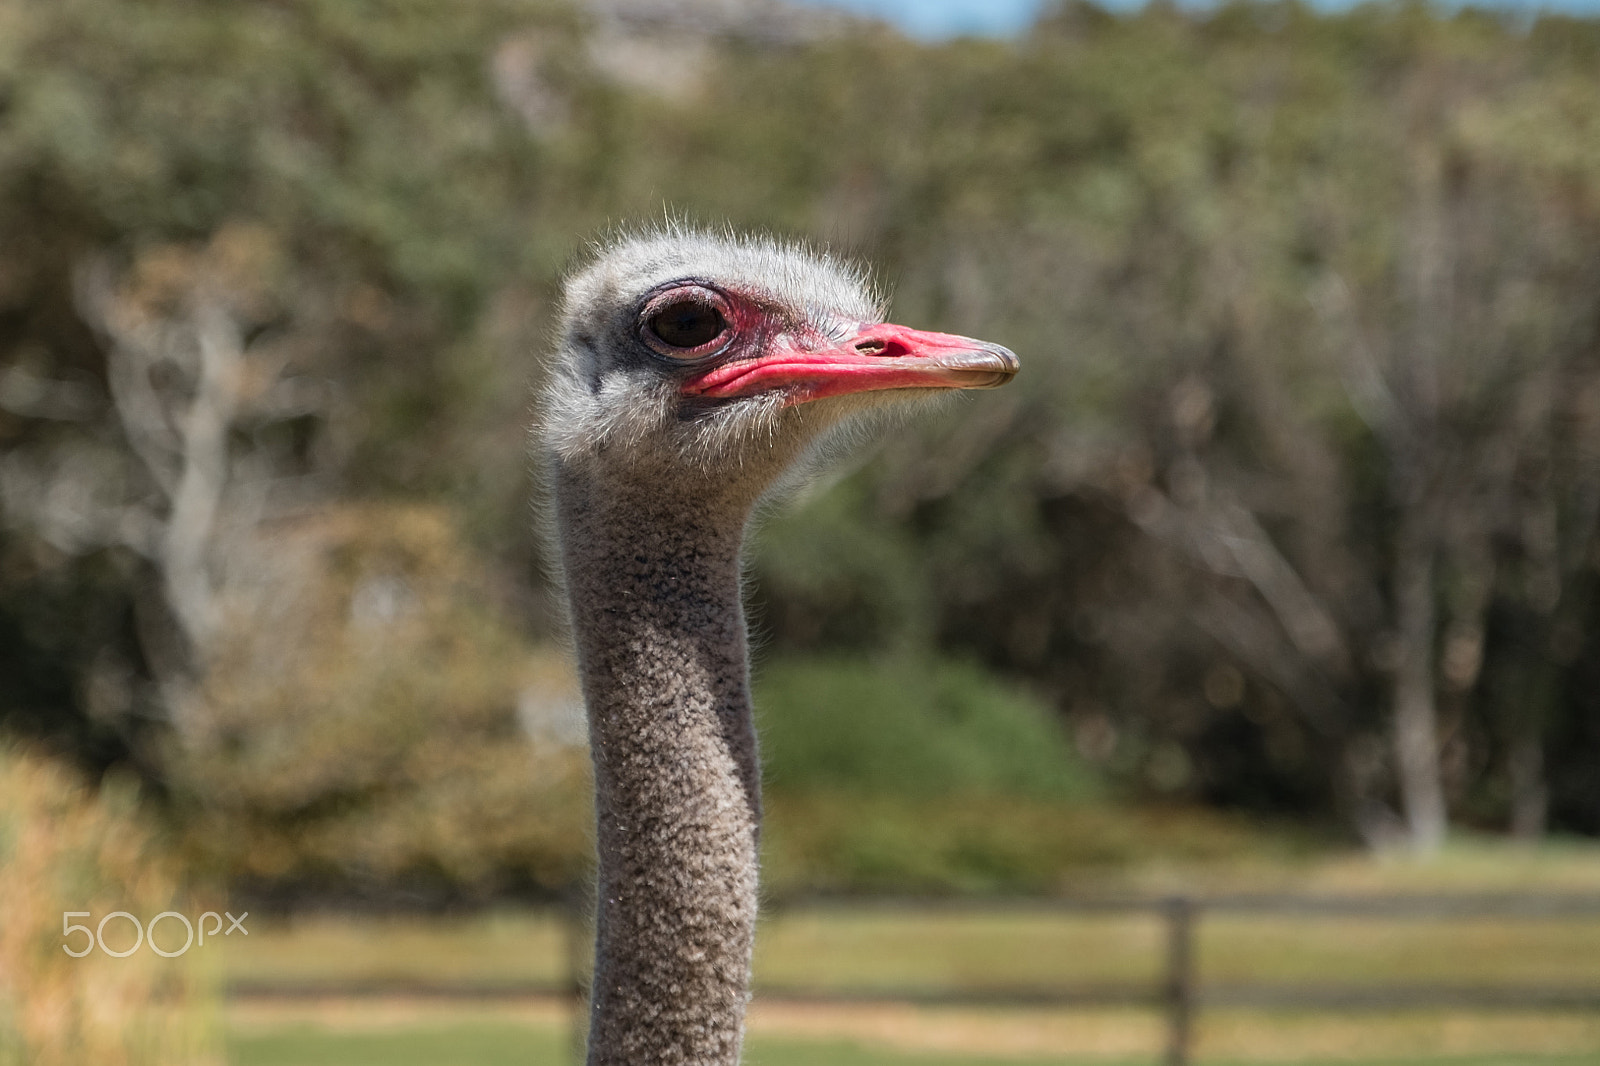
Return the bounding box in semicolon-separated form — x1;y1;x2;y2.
1163;895;1197;1066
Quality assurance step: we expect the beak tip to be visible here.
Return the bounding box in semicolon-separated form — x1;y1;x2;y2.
967;343;1019;386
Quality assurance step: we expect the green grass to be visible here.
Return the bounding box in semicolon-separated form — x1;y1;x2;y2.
748;1042;1139;1066
227;1022;1600;1066
229;1028;1138;1066
230;1022;568;1066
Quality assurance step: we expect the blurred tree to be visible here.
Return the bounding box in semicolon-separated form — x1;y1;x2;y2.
167;504;591;899
3;0;1600;897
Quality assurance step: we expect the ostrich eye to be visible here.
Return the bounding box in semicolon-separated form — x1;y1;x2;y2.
647;301;727;352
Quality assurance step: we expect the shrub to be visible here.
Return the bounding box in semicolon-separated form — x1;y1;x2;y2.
0;741;219;1066
756;655;1128;892
755;654;1100;802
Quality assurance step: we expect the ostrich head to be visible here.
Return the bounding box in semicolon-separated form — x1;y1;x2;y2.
541;229;1017;500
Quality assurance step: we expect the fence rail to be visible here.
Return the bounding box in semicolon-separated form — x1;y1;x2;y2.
225;892;1600;1066
758;893;1600;1066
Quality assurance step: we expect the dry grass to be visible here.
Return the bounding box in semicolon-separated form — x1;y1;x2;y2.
0;742;221;1066
1198;914;1600;985
1041;834;1600;899
223;911;570;988
751;1002;1600;1062
749;1002;1162;1059
754;910;1166;989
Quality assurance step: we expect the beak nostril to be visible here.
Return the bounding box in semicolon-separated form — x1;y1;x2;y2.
851;336;902;356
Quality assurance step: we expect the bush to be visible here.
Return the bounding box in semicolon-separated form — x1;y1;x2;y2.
0;741;219;1066
755;655;1131;892
755;654;1100;802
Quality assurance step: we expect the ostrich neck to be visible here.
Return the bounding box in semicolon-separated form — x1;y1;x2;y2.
556;468;761;1066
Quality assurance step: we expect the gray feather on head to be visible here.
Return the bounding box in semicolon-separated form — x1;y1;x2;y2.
540;226;884;480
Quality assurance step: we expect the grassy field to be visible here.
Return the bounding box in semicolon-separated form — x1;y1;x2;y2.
223;841;1600;993
219;903;1600;997
221;841;1600;1065
226;1000;1600;1066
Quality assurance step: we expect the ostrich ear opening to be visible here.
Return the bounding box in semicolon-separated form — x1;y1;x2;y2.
680;323;1019;407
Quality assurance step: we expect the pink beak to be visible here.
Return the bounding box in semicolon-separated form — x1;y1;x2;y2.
681;323;1019;406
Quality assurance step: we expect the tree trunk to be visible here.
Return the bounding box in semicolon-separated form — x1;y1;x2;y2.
1508;731;1549;842
1391;528;1447;853
1507;661;1553;842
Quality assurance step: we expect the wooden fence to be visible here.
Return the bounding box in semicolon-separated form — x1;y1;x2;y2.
228;892;1600;1066
742;894;1600;1066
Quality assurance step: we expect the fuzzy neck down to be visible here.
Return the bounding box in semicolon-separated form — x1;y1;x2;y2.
556;466;762;1066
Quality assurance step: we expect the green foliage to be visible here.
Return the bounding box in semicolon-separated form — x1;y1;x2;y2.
5;0;1600;897
0;0;585;515
754;483;933;653
755;655;1099;802
747;656;1271;892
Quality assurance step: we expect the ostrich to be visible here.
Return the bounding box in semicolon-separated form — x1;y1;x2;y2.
538;228;1018;1066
